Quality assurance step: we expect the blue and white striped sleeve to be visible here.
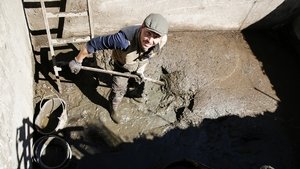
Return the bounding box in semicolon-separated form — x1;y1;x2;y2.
86;31;129;53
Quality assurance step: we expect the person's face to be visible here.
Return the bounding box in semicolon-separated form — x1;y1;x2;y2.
140;27;161;50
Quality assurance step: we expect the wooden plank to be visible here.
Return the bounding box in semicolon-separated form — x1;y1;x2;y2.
40;0;62;93
87;0;94;38
52;36;91;45
40;0;55;56
46;11;88;18
24;0;59;2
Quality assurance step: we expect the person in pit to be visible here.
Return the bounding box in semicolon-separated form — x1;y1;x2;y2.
69;13;168;124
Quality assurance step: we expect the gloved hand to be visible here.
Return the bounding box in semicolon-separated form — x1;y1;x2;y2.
135;63;147;84
134;71;145;84
69;58;82;74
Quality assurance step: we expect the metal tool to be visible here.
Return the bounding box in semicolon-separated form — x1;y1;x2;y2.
81;66;165;86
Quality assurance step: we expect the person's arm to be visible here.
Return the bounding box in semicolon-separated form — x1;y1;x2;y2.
74;45;89;63
75;31;129;62
70;31;129;74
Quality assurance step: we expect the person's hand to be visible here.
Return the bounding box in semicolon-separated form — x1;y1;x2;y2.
134;71;145;84
69;58;82;74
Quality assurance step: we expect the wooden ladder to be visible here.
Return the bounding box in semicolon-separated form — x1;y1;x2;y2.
40;0;94;93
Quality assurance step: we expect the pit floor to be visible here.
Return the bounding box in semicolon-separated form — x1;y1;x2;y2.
33;28;300;169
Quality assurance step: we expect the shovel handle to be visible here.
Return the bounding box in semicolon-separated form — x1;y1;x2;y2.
143;77;165;86
81;66;136;78
81;66;165;86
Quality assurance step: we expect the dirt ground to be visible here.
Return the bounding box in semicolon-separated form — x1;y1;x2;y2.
32;28;300;169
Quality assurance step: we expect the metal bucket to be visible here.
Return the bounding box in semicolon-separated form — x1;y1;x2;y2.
33;135;72;169
35;95;67;135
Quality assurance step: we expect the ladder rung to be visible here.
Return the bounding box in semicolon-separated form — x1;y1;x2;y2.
46;11;88;18
52;36;91;45
24;0;59;2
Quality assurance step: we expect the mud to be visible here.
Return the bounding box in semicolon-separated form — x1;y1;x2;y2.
33;29;300;169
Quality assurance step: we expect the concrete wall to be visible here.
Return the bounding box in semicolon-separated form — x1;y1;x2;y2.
88;0;284;32
24;0;288;48
0;0;34;169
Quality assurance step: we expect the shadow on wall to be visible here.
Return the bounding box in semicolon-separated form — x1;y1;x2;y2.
246;0;300;29
16;118;34;169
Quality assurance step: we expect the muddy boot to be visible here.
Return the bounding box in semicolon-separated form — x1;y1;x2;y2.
109;104;121;124
132;93;147;103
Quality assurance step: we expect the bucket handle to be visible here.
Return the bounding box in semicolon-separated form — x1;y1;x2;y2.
39;136;55;157
39;94;66;114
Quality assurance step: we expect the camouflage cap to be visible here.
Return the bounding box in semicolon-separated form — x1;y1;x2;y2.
143;13;168;36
